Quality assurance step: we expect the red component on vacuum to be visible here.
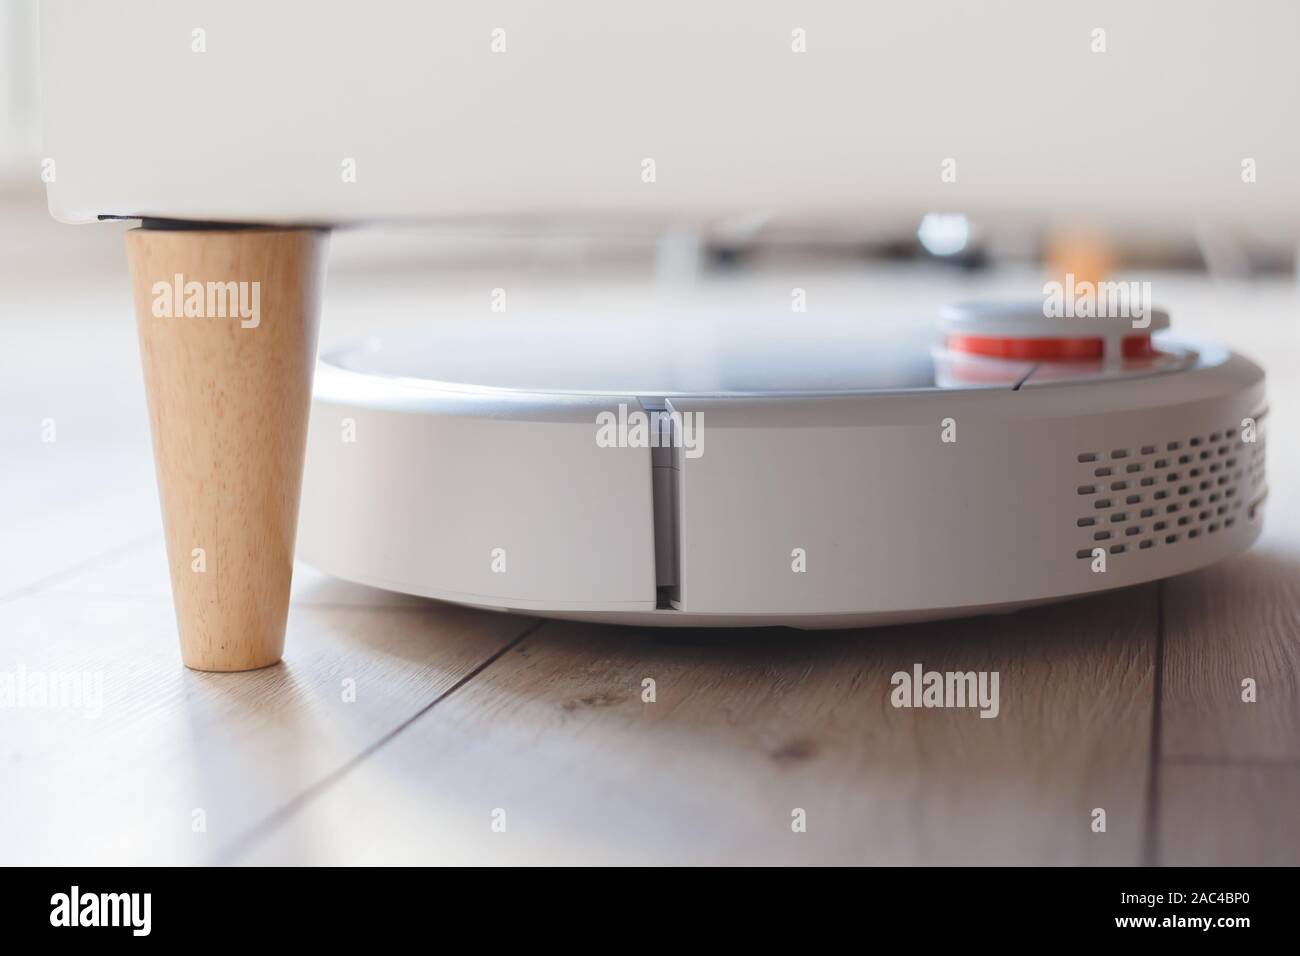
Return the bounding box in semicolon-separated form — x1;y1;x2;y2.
1120;335;1157;359
947;334;1157;361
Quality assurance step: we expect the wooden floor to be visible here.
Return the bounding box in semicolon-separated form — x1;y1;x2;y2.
2;215;1297;865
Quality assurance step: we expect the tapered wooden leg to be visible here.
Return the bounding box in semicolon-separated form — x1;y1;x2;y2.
127;227;327;671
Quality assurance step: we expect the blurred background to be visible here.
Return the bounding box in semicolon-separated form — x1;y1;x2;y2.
10;1;1300;298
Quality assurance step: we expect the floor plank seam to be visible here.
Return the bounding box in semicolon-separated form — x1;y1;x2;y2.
1142;579;1166;867
211;617;546;865
0;532;158;608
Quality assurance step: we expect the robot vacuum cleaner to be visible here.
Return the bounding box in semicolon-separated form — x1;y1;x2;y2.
298;302;1267;627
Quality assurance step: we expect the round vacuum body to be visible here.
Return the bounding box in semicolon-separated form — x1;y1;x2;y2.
298;304;1267;627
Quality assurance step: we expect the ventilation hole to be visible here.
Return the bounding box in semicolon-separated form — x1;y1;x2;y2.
1070;433;1266;561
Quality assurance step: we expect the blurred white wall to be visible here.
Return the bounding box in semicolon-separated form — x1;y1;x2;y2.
0;0;38;178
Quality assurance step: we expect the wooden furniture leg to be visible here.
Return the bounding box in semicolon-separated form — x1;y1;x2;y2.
127;227;328;671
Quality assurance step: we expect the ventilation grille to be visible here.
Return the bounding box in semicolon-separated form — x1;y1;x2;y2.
1074;418;1266;560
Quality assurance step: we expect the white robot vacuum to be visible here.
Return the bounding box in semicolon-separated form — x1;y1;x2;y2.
298;302;1267;627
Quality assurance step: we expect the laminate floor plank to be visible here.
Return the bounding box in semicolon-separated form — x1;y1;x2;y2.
238;585;1157;865
1157;765;1300;866
0;586;536;865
